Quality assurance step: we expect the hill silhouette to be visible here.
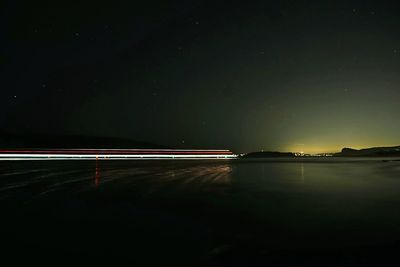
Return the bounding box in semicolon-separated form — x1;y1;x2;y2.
334;146;400;157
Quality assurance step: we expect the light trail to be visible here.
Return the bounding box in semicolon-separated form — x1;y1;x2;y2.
0;149;237;160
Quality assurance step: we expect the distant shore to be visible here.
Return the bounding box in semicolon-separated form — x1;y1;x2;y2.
242;145;400;158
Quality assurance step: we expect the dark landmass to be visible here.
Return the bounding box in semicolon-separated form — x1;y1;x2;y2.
242;151;295;158
243;145;400;158
0;130;168;149
334;146;400;157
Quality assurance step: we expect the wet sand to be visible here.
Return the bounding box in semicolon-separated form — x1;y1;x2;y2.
1;158;400;266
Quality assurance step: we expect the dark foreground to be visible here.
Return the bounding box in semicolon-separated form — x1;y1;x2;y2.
1;158;400;266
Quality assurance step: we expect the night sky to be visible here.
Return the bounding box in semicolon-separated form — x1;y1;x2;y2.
2;0;400;153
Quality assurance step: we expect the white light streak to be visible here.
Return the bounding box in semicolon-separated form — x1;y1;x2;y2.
0;153;237;160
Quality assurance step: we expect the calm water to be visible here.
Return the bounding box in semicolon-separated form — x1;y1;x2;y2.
1;158;400;266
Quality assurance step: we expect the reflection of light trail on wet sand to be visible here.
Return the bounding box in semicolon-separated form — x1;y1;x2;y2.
94;164;233;192
95;160;100;187
0;162;234;200
161;165;232;185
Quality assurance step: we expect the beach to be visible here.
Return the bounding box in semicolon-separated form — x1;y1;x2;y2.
1;158;400;266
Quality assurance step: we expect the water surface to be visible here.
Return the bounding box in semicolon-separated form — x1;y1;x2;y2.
1;158;400;266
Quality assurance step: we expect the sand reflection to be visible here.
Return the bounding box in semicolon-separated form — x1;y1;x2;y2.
88;161;234;193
